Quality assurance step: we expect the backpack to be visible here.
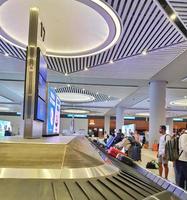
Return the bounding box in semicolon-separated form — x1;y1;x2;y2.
146;160;159;169
165;136;180;161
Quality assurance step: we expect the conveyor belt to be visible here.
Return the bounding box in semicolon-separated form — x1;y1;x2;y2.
0;136;185;200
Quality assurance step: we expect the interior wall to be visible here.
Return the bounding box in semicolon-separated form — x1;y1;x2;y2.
0;115;21;134
61;118;88;135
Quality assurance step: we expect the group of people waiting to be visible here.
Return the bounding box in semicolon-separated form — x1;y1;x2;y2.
158;125;187;189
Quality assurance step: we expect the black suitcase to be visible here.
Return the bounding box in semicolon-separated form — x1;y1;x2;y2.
116;154;134;166
128;143;142;161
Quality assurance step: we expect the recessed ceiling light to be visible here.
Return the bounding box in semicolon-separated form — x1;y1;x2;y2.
67;84;70;87
109;60;114;64
84;67;88;71
4;53;9;57
170;13;176;20
65;73;68;76
96;92;99;95
82;88;85;91
108;96;110;98
142;49;147;55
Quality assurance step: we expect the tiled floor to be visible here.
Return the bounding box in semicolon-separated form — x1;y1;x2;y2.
137;148;176;183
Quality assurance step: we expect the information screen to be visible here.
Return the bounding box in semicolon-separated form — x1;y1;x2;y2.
36;97;46;122
47;87;60;134
0;120;11;136
34;48;47;122
122;124;136;136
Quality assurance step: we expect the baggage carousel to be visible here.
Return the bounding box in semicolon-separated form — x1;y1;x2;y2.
0;136;186;200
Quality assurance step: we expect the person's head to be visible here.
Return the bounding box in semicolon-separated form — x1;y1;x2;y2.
159;125;166;135
8;127;11;131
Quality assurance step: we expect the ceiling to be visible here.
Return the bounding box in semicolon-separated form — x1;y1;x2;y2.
1;0;187;118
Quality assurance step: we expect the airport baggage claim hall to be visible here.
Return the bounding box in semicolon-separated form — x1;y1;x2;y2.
0;0;187;199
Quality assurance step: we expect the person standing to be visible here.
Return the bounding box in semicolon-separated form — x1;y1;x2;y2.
175;130;187;189
158;125;170;179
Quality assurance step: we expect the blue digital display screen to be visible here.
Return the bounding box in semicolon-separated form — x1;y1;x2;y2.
39;53;47;81
38;74;46;101
36;97;46;122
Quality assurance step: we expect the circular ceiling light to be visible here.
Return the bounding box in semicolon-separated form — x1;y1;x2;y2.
0;0;122;58
57;92;95;103
63;109;90;114
170;99;187;106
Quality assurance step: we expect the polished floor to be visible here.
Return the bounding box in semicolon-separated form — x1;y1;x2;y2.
137;148;175;183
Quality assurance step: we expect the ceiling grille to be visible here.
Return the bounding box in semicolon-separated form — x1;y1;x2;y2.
56;86;117;102
0;0;186;74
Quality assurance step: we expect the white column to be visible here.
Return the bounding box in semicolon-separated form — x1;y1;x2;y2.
166;117;173;135
149;80;167;147
116;106;124;132
104;115;110;135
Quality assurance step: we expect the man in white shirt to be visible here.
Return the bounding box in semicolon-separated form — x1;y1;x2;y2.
175;131;187;189
158;125;170;179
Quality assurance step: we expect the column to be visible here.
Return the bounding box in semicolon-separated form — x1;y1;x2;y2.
166;117;173;135
116;106;124;132
149;80;167;147
104;115;110;135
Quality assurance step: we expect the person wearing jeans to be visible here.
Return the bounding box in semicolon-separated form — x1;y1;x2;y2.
175;131;187;189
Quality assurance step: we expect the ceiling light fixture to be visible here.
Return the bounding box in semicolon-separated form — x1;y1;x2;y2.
4;53;9;57
136;112;149;116
170;13;176;21
96;92;99;95
57;93;95;103
170;99;187;106
63;109;90;114
65;73;68;76
67;84;71;87
109;60;114;64
142;49;147;55
84;67;88;71
0;107;10;111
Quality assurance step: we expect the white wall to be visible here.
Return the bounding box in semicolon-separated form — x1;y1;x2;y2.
61;118;88;135
0;115;22;134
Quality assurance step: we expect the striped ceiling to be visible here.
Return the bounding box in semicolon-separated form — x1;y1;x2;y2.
56;86;118;102
168;0;187;28
0;0;186;74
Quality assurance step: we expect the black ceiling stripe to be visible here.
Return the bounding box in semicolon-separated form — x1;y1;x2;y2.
130;5;158;55
150;25;175;49
146;21;171;50
116;0;141;58
59;58;65;74
129;15;165;56
159;28;178;47
115;0;122;13
121;1;153;57
117;0;147;58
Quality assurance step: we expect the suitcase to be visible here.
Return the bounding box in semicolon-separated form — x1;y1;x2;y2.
108;147;126;158
116;153;134;166
128;143;141;161
106;136;116;149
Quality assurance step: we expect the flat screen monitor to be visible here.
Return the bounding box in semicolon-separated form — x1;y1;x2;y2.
122;124;135;136
36;97;46;122
0;120;11;136
38;74;46;101
39;52;47;81
47;87;61;134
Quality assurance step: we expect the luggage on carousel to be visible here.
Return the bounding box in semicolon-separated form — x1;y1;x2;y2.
116;153;134;166
106;136;116;149
108;147;126;158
